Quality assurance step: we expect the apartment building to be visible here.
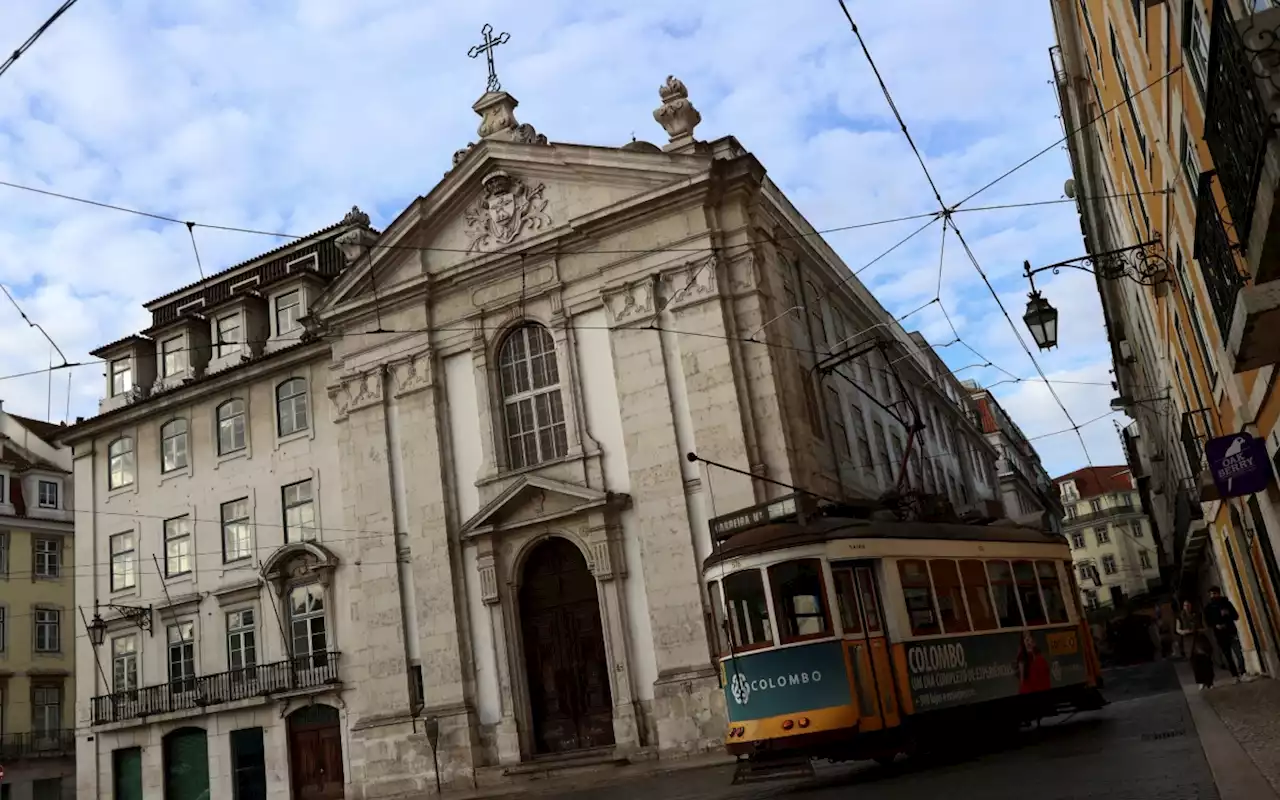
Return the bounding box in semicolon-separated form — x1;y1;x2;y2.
966;381;1066;532
1056;466;1162;610
0;404;76;800
1049;0;1280;675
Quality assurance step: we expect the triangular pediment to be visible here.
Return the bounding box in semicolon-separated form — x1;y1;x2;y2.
459;474;614;537
316;139;713;315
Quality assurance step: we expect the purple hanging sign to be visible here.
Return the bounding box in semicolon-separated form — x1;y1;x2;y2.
1205;433;1275;499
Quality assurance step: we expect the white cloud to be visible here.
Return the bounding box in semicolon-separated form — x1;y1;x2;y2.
0;0;1126;472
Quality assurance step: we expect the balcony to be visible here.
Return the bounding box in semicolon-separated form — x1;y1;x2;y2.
0;729;75;760
1202;0;1280;371
91;651;341;727
1064;504;1138;528
1193;172;1249;340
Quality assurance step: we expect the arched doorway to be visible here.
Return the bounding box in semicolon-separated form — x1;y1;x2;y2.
287;704;345;799
163;727;209;800
520;537;615;754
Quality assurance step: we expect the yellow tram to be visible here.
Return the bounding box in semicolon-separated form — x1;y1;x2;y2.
704;494;1105;771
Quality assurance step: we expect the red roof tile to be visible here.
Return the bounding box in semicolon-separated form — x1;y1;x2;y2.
1053;465;1133;500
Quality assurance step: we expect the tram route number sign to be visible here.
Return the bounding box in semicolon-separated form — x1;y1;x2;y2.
721;640;852;722
903;627;1088;712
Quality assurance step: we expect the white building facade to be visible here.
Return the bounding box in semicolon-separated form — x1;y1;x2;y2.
65;78;1000;799
1056;467;1161;610
966;382;1064;533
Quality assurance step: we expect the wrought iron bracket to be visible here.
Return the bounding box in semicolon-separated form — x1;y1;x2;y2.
97;601;154;636
1023;236;1173;291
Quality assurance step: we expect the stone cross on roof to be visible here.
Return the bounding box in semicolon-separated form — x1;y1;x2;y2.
467;24;511;93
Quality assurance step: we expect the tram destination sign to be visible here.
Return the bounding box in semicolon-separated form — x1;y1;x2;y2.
721;640;851;722
903;626;1088;712
709;493;814;540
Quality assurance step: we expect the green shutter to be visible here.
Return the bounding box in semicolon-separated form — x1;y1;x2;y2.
113;747;142;800
164;728;210;800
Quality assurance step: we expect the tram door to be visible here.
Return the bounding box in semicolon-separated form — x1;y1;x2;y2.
833;562;900;731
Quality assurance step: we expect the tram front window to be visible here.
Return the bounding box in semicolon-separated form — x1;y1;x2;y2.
723;569;773;651
769;559;833;642
986;560;1025;628
832;568;862;634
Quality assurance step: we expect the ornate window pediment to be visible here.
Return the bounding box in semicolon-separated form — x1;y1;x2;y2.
261;541;339;595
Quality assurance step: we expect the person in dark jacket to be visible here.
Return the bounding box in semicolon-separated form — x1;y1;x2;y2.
1190;632;1216;690
1204;586;1246;682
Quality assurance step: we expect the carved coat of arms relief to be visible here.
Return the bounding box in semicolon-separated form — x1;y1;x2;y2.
464;170;553;253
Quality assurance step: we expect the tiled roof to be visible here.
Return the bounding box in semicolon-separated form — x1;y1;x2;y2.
0;442;65;474
1053;465;1133;500
89;334;153;359
9;413;67;442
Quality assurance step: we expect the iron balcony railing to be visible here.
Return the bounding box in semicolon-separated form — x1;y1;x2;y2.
1204;0;1271;248
1064;504;1138;528
1193;171;1249;339
91;651;340;726
1181;410;1206;475
0;729;75;760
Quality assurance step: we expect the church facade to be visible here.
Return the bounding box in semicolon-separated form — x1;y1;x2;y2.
65;74;1001;799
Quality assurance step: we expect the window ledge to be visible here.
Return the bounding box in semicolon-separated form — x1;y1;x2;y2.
477;450;587;487
220;561;254;579
107;483;137;499
160;466;192;486
215;449;249;470
109;586;141;601
274;428;311;450
164;573;195;589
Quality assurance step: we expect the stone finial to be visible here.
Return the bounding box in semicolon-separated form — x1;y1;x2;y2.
335;227;378;266
342;205;371;227
653;75;701;148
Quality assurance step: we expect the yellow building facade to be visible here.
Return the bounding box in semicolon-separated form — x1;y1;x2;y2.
0;409;76;800
1050;0;1280;675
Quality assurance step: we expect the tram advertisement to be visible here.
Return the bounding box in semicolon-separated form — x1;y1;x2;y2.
721;640;852;722
903;626;1088;711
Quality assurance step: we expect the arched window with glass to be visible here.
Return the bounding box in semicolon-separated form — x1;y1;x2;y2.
160;419;189;473
217;399;246;455
498;323;568;469
108;437;135;489
276;378;309;436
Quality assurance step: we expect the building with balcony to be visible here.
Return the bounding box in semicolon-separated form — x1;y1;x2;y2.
1049;0;1280;676
1055;466;1162;611
0;403;76;800
965;381;1066;532
59;77;1003;799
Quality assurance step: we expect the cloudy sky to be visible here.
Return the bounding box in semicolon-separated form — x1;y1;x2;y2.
0;0;1131;477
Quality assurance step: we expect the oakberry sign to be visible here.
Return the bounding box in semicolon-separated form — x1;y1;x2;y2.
1206;433;1274;499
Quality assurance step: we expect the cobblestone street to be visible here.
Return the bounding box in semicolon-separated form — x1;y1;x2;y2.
500;663;1221;800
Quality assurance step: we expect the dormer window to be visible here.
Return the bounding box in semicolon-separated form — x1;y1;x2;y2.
275;290;302;336
217;314;242;358
37;480;58;509
161;336;186;377
110;358;133;396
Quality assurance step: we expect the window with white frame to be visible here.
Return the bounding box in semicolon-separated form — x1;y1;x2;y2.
1180;120;1202;199
283;480;315;542
167;622;196;692
1102;554;1118;575
158;419;188;473
1184;0;1210;98
498;324;568;470
290;584;327;667
828;387;850;460
109;532;136;591
216;314;242;358
164;516;193;577
1140;550;1152;569
217;399;246;455
1089;498;1102;513
1070;532;1085;549
1131;519;1144;538
34;538;59;578
1095;526;1111;546
31;684;61;734
112;635;138;693
161;336;185;377
276;378;309;436
110;358;132;397
108;437;135;489
275;290;302;336
0;531;7;577
221;499;252;563
37;480;58;509
227;609;257;673
34;608;60;652
1083;589;1099;609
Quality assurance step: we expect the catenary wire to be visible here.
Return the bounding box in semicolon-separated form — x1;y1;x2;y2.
0;0;82;80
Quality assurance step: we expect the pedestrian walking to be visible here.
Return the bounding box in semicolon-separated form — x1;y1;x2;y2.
1189;632;1216;690
1204;586;1247;682
1175;599;1204;661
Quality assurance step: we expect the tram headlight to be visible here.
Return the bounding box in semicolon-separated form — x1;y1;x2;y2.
781;719;794;731
798;717;810;729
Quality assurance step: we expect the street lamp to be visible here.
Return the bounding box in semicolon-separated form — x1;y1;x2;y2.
1021;237;1172;351
1023;290;1059;350
85;600;154;646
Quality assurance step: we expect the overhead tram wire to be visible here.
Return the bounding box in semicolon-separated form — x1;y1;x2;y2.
0;0;82;81
835;5;1107;470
